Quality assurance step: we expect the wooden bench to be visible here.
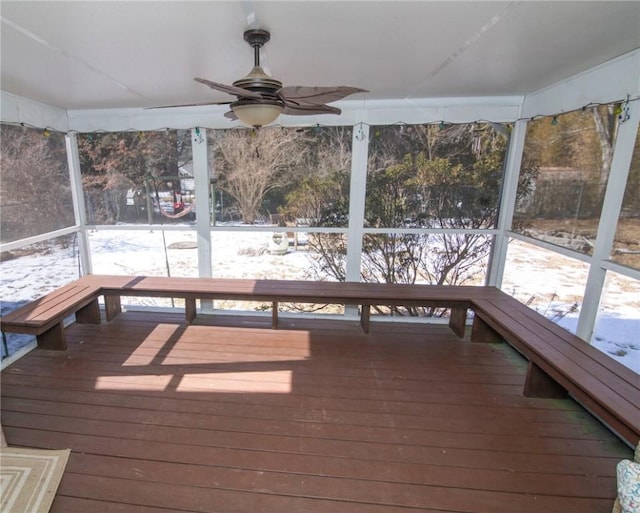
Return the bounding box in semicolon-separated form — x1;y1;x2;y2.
96;275;483;337
2;274;637;446
0;277;102;351
1;275;480;351
471;290;640;447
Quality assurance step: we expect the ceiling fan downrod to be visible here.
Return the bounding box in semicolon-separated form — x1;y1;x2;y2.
243;29;271;68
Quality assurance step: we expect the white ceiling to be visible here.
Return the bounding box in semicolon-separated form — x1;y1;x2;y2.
1;1;639;111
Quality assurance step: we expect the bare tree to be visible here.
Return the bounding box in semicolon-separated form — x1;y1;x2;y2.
300;123;537;317
78;130;191;224
0;125;74;243
280;127;352;225
358;126;509;315
211;128;307;224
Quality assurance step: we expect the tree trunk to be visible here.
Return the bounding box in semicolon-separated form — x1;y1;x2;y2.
591;107;615;184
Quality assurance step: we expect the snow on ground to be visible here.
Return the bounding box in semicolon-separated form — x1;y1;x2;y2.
1;228;638;373
502;239;639;370
88;228;318;281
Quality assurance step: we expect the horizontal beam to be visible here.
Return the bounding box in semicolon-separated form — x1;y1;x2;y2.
65;96;524;132
0;225;80;253
506;232;593;265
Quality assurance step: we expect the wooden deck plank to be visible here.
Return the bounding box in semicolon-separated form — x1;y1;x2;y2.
0;352;590;425
61;323;527;367
13;351;529;388
56;452;617;511
0;361;545;410
1;312;631;513
1;407;625;460
2;358;530;400
4;427;620;513
0;356;549;403
64;339;531;377
0;380;609;441
54;472;431;513
52;496;183;513
5;424;623;487
65;452;616;500
1;385;595;433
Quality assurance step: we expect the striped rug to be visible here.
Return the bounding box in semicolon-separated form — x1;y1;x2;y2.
1;447;70;513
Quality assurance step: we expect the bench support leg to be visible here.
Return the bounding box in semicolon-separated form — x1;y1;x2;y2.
524;361;567;399
76;299;101;324
1;332;8;358
185;299;196;324
104;296;122;321
360;304;371;334
449;307;467;339
37;323;66;350
272;302;278;329
470;315;503;343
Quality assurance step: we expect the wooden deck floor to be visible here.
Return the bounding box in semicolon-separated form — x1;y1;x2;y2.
1;311;631;513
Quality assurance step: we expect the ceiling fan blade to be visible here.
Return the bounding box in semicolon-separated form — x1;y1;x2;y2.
279;86;367;105
282;102;342;116
145;101;232;110
194;77;262;100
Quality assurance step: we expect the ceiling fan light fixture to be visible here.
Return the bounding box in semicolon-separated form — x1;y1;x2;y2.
232;101;283;127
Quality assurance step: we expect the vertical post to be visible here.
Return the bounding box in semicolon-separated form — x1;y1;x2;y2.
65;132;92;275
576;110;639;341
104;295;122;321
75;299;101;324
360;304;370;333
486;119;527;288
185;298;197;324
470;315;503;343
210;180;216;226
145;181;154;225
192;128;213;311
272;301;279;329
345;123;370;318
36;324;66;351
523;362;567;398
448;306;468;339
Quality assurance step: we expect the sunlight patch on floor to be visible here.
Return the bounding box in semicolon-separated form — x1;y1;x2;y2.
176;370;293;394
94;374;174;391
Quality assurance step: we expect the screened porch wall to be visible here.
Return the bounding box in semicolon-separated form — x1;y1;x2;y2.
1;49;639;360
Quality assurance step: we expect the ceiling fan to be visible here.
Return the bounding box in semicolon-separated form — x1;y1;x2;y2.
156;29;367;127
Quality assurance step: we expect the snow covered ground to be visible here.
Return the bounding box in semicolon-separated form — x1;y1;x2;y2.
1;228;638;373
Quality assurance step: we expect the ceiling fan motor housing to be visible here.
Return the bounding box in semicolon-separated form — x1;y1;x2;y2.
234;28;284;105
232;67;283;96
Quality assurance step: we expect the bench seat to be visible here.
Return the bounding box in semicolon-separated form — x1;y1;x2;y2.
0;277;102;350
471;292;640;447
97;275;483;336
